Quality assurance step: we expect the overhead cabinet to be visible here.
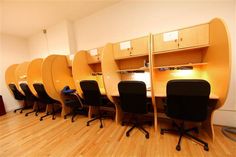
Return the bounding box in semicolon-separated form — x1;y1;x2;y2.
86;47;103;64
113;36;149;59
153;24;209;53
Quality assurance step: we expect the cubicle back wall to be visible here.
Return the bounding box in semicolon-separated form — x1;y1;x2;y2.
27;58;43;96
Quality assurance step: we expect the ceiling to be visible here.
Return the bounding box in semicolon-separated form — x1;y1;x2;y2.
0;0;120;38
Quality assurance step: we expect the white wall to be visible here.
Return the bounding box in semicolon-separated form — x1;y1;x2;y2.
0;34;30;111
74;1;236;127
28;20;76;59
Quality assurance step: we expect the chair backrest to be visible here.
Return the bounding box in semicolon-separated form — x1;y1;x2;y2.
166;79;210;122
8;84;25;100
20;83;36;101
33;83;56;104
118;81;147;114
80;80;101;106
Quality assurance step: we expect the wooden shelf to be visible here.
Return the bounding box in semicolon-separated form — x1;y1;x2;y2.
154;62;207;70
153;44;209;55
92;72;102;75
114;53;148;60
117;67;149;73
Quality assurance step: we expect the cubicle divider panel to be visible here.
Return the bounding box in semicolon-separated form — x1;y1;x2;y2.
27;58;43;96
42;55;61;102
15;62;30;94
51;55;76;116
5;64;20;94
72;51;95;97
101;43;122;123
203;18;231;109
201;18;231;141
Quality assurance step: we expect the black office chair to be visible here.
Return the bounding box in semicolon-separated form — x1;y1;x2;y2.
160;79;210;151
118;81;149;139
8;83;26;113
33;83;60;121
20;83;39;116
80;80;109;128
61;86;88;122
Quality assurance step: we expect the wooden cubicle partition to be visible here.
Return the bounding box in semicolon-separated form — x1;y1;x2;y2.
27;58;43;96
15;62;30;94
72;51;96;97
150;18;230;141
72;50;105;118
42;55;75;117
101;36;155;126
201;18;231;141
101;43;121;123
5;64;20;94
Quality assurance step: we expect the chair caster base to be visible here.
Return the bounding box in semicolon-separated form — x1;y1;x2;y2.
160;129;164;135
100;125;103;128
204;145;209;151
20;110;23;114
145;134;149;139
40;118;43;121
176;145;181;151
126;132;130;137
87;123;89;126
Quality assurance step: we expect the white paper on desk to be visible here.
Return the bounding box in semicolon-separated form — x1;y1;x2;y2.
89;49;98;56
120;41;131;50
163;31;178;42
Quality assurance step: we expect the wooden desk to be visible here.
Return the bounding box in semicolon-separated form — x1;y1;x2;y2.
111;91;218;99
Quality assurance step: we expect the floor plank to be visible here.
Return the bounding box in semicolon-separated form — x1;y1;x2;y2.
0;111;235;157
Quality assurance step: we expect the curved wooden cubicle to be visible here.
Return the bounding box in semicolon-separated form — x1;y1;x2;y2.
72;50;106;118
42;55;75;116
27;58;43;96
5;64;20;94
15;62;30;94
150;18;230;141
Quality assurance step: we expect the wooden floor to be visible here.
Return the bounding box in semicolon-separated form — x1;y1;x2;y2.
0;111;235;157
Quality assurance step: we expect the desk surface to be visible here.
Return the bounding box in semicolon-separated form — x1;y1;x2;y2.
111;91;219;99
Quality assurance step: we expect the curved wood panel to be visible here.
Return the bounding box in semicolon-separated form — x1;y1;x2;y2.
101;43;121;123
42;55;60;102
203;18;231;109
51;55;75;116
15;62;30;94
201;18;231;141
5;64;20;94
72;51;97;97
27;58;43;96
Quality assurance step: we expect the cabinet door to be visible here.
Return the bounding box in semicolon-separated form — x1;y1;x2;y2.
113;42;131;59
131;36;149;56
179;24;209;48
153;32;179;53
86;49;100;64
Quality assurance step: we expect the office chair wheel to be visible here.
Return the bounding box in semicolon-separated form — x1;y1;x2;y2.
100;125;103;128
87;122;90;126
176;145;181;151
160;129;164;135
20;110;23;113
71;119;74;123
204;145;209;151
35;112;38;116
25;113;28;116
40;118;43;121
64;115;67;119
14;110;17;113
126;132;130;137
194;128;199;134
145;134;149;139
52;117;55;120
